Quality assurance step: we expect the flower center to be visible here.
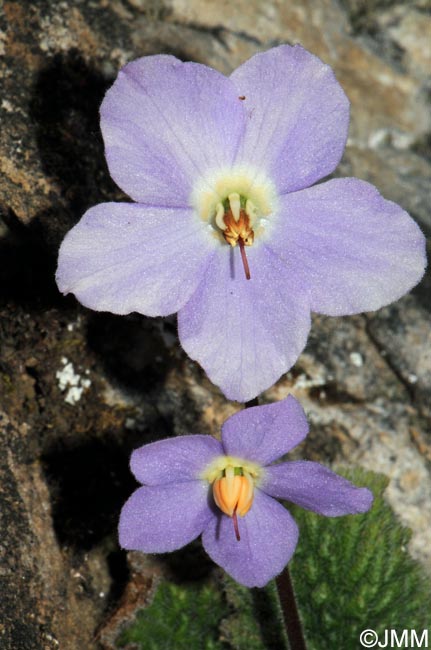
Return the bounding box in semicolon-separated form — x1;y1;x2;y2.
201;454;263;542
192;167;278;280
212;466;254;541
215;195;255;279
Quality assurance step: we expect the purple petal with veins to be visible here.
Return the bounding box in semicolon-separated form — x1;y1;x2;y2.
56;44;426;401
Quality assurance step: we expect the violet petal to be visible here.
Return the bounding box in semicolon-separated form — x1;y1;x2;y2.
178;245;311;402
230;44;349;194
119;481;212;552
56;202;216;316
269;178;427;316
130;435;223;485
221;396;308;464
262;461;373;516
101;55;245;206
202;489;299;587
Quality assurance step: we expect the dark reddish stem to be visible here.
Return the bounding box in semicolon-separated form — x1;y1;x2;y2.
238;239;251;280
244;398;307;650
276;570;307;650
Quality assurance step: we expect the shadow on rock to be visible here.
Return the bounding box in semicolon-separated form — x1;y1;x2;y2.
0;208;62;310
412;242;431;313
86;312;175;396
155;539;216;583
1;51;118;311
42;434;137;551
29;50;119;241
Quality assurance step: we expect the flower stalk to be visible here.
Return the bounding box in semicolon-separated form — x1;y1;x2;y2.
244;397;307;650
275;568;307;650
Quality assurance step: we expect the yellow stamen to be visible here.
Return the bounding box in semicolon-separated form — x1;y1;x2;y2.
245;199;258;223
203;455;263;542
212;469;254;518
222;208;254;248
215;202;226;231
228;192;241;221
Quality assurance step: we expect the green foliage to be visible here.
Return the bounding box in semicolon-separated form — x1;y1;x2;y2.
220;577;288;650
115;575;289;650
289;468;431;650
116;580;228;650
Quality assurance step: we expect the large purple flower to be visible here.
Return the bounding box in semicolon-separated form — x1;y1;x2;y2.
56;45;426;402
119;396;373;587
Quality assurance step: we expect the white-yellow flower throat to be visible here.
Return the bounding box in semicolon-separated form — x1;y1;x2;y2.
192;167;278;280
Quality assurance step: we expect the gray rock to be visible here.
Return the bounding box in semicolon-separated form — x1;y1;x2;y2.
0;0;429;648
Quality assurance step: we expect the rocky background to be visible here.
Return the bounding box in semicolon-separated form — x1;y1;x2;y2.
0;1;430;648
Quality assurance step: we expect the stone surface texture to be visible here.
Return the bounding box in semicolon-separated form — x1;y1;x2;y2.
0;0;430;648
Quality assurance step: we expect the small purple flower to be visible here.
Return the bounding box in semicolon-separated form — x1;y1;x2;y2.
56;45;426;402
119;396;373;587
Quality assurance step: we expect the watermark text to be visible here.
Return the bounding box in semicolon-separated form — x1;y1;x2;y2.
359;629;429;648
